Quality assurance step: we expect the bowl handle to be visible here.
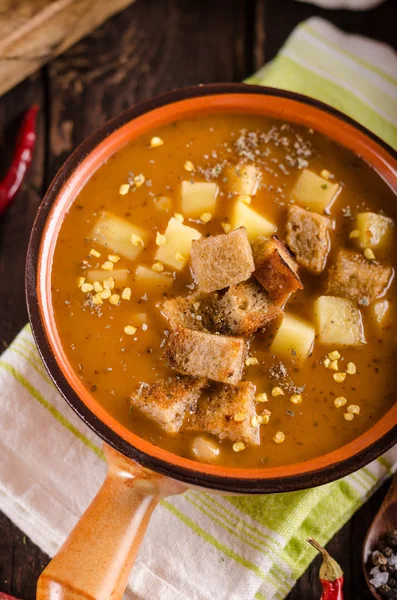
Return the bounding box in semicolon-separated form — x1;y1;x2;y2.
37;443;185;600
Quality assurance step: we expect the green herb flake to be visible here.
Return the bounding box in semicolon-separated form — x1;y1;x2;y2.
320;183;328;190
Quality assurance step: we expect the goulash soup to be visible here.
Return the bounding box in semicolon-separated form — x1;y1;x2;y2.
51;114;396;468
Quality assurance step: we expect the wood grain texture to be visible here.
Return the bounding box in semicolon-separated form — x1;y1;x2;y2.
0;0;395;597
0;0;136;98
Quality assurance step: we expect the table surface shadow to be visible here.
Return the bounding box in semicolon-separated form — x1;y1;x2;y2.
0;0;395;598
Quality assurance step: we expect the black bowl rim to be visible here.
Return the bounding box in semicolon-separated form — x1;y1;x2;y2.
25;83;397;494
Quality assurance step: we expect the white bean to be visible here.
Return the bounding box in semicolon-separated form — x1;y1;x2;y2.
191;436;220;462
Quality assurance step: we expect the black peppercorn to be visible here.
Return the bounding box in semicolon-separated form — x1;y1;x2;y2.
387;529;397;549
388;565;397;575
389;578;397;590
378;584;397;600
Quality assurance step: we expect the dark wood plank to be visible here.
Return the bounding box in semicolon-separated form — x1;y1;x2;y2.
255;0;397;67
0;72;45;350
45;0;249;181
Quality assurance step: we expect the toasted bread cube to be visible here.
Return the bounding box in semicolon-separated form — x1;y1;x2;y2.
271;313;315;361
166;327;247;384
225;164;261;196
326;249;393;304
190;227;254;293
292;169;340;213
286;205;332;274
155;217;201;270
130;376;205;433
189;382;260;446
355;212;394;249
370;300;390;328
161;293;211;332
212;279;281;336
314;296;365;346
135;266;173;293
252;235;302;305
91;211;147;261
230;200;276;240
86;269;130;287
181;181;218;217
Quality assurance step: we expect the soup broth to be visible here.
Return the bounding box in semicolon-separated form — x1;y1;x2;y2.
51;114;396;468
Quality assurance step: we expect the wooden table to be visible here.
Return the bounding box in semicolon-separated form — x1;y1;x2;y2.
0;0;395;597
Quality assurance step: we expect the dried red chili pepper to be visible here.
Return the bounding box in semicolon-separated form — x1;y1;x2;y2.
0;104;39;216
308;537;344;600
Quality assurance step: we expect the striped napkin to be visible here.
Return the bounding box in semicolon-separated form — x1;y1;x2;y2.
1;17;396;600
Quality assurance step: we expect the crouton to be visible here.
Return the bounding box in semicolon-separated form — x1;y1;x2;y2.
161;293;212;332
166;327;247;384
190;227;255;293
130;376;206;433
189;382;260;446
251;235;303;305
211;279;282;336
326;249;394;304
286;205;332;274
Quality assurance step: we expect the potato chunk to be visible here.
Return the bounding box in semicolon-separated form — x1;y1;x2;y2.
135;266;173;292
155;217;201;270
355;212;394;249
292;169;340;214
86;269;130;287
225;164;261;196
91;211;147;261
271;313;315;361
230;201;276;240
181;181;218;217
314;296;365;346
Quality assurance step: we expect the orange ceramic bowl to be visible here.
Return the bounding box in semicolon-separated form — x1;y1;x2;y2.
26;84;397;494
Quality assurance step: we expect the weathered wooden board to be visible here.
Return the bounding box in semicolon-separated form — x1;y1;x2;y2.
0;0;136;98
